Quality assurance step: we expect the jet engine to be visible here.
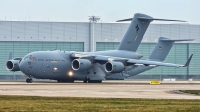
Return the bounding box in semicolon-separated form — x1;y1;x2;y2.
105;61;125;73
71;59;92;71
6;59;21;71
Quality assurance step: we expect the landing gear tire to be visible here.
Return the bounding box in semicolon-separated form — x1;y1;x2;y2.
83;78;88;83
26;78;32;83
97;80;102;83
87;78;92;83
68;79;74;83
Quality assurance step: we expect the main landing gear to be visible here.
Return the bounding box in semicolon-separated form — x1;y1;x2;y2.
57;79;74;83
26;78;33;83
83;78;102;83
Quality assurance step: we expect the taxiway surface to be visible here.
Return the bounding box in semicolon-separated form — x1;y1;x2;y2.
0;81;199;99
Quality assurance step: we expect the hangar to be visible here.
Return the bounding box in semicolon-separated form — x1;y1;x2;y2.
0;20;199;80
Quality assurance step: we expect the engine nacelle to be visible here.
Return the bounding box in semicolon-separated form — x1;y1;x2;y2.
71;59;92;71
105;61;125;73
6;60;20;71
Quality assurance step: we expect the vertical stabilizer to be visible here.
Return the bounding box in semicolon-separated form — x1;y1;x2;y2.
117;13;153;51
116;13;185;52
148;37;194;61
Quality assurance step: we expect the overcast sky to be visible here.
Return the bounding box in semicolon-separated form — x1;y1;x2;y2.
0;0;199;24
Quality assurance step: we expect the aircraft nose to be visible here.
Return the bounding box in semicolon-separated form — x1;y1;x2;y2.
19;60;27;74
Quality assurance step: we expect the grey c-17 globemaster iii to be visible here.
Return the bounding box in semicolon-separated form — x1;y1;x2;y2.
6;13;193;83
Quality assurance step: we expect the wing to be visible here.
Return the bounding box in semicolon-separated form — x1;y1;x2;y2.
71;53;193;68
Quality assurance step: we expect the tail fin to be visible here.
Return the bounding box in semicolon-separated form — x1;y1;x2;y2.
148;37;194;61
117;13;186;52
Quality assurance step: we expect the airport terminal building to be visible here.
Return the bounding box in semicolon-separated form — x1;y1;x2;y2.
0;20;199;80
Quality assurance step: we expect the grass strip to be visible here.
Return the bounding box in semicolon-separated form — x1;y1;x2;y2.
0;95;200;112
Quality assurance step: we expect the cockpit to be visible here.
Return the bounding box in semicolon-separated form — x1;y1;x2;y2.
23;55;29;60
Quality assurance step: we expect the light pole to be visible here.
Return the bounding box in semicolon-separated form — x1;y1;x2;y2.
89;16;100;52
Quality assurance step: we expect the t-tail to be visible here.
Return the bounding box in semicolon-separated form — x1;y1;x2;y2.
148;37;194;62
124;37;193;78
117;13;186;52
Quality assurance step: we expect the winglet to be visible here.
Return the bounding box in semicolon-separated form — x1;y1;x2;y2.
180;54;193;67
185;54;193;67
8;52;12;60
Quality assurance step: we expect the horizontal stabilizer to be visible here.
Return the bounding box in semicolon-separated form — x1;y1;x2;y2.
138;17;186;22
117;17;186;22
160;38;194;42
116;18;132;22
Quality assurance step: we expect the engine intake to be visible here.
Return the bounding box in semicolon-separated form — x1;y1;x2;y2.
105;61;125;73
6;60;20;71
71;59;92;71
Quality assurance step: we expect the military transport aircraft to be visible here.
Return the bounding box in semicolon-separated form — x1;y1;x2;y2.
6;13;193;83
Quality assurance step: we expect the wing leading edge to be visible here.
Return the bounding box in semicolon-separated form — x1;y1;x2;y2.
71;53;193;68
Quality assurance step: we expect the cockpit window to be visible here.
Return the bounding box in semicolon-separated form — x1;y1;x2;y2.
24;56;29;60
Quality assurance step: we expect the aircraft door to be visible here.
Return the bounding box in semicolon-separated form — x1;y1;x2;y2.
27;61;34;75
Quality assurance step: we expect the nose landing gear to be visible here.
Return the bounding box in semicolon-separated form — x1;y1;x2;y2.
26;78;33;83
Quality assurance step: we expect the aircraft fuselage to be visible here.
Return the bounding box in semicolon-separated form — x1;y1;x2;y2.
19;50;143;81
